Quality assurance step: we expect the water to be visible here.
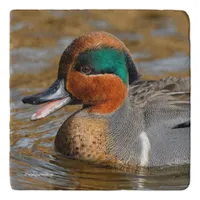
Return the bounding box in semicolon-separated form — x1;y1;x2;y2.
137;53;189;75
10;10;190;190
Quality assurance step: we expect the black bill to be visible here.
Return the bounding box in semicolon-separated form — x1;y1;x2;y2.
22;79;73;120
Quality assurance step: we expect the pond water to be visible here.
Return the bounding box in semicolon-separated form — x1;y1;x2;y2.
10;10;190;190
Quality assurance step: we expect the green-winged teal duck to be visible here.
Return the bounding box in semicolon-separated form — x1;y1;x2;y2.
22;31;190;169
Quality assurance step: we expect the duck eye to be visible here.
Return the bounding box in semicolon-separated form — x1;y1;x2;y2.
80;65;92;75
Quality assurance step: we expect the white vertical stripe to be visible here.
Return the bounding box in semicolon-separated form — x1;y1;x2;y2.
139;131;151;166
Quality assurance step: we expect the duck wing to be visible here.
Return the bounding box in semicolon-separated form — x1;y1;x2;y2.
129;77;190;166
129;76;190;129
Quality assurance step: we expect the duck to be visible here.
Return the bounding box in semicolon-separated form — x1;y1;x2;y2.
22;31;190;170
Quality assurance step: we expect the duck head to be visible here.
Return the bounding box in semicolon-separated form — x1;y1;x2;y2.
22;31;139;119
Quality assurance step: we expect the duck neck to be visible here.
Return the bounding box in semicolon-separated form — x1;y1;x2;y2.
87;84;128;114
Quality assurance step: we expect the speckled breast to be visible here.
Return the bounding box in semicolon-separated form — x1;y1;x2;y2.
55;116;108;162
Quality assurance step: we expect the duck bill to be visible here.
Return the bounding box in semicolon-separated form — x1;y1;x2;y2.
22;79;73;120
